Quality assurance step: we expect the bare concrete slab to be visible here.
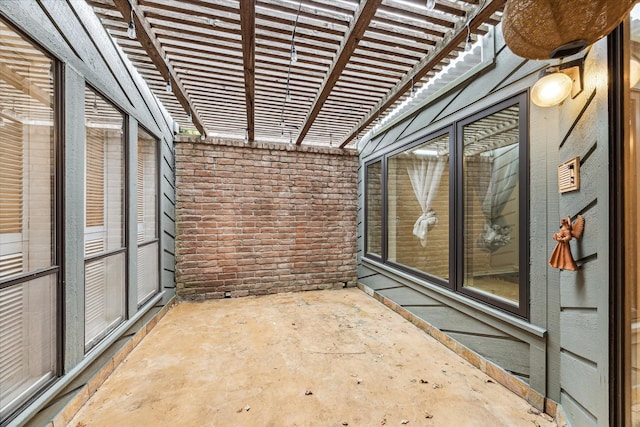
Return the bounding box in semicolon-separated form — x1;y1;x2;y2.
69;289;554;426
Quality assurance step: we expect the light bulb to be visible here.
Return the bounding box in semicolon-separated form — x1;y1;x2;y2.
426;0;436;10
464;34;472;51
286;89;291;102
187;111;192;121
291;44;298;63
165;79;172;93
531;71;573;107
464;24;472;51
127;11;136;39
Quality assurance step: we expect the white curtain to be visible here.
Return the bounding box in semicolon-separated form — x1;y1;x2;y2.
474;145;519;252
406;156;446;247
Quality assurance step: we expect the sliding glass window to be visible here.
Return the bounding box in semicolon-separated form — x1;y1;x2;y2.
459;101;526;313
363;94;528;317
387;132;450;282
136;127;159;306
0;18;58;422
84;86;126;351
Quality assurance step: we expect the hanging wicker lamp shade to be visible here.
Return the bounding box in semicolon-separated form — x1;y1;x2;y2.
503;0;637;60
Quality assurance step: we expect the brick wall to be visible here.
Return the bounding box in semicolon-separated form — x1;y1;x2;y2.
174;138;359;300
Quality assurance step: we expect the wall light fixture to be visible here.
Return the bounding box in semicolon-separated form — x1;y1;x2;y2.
531;57;584;107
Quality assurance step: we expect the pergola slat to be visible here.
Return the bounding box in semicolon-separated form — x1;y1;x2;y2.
112;0;206;135
295;0;383;145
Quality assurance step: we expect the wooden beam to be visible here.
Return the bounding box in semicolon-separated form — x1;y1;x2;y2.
339;0;505;148
239;0;255;142
295;0;382;145
112;0;207;136
0;62;51;107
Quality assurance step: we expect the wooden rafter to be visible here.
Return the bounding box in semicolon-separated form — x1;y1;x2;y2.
295;0;382;145
339;0;506;148
0;62;51;107
112;0;207;136
239;0;255;142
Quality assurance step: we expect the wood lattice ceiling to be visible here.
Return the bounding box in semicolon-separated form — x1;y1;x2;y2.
87;0;505;148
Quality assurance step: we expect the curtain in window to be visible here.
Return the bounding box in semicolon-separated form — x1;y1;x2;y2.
406;156;446;247
471;145;519;252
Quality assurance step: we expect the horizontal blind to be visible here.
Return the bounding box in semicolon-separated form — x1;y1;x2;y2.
0;285;24;399
86;128;104;228
0;120;23;234
84;238;105;341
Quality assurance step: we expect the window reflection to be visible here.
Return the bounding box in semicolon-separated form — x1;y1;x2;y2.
84;86;126;350
0;17;57;422
387;134;450;280
462;105;520;304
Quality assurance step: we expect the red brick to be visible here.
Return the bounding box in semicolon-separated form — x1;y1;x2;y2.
175;140;358;299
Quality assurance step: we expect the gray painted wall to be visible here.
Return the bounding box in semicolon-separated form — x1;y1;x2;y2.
0;1;176;425
358;26;609;426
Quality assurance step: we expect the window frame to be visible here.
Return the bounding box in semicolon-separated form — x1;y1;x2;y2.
454;94;530;318
384;126;454;289
83;84;128;352
364;157;384;263
135;124;161;308
0;18;63;424
363;93;529;318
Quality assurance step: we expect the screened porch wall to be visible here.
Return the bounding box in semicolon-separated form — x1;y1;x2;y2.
358;26;609;426
0;1;176;425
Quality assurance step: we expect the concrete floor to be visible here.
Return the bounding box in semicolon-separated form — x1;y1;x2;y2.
69;288;555;426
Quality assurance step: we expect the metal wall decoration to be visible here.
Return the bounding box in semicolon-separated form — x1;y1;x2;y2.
549;215;585;271
502;0;637;60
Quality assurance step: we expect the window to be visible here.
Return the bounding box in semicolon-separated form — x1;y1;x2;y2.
387;131;450;283
364;94;528;317
136;127;159;305
365;160;382;258
0;18;58;422
84;86;126;350
458;100;527;315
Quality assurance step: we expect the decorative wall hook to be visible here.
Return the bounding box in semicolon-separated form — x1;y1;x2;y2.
549;215;584;271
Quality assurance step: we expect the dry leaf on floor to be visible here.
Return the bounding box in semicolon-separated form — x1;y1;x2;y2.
401;420;409;424
304;390;313;395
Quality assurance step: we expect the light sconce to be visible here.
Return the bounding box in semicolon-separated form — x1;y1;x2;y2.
165;78;172;93
531;57;584;107
291;43;298;63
